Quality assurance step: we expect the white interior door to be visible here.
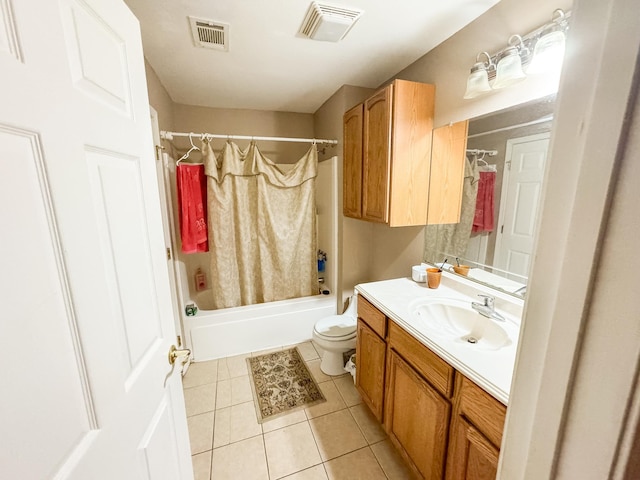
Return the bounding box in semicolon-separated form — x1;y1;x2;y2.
493;133;550;278
0;0;193;478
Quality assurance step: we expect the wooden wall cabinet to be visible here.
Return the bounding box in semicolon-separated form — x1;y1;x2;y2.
428;120;470;225
343;79;436;227
355;297;507;480
343;103;364;218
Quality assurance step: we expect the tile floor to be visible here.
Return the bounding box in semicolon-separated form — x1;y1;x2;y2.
182;341;413;480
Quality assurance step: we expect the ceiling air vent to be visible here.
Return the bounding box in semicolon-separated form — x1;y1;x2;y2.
299;2;363;42
189;17;229;51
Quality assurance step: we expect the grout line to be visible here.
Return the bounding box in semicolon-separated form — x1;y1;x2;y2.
209;404;216;460
261;432;272;480
208;447;214;480
367;442;390;479
321;462;330;479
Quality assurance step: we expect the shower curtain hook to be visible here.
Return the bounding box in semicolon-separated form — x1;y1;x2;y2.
188;132;200;151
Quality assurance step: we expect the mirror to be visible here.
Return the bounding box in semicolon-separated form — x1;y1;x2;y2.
424;94;556;297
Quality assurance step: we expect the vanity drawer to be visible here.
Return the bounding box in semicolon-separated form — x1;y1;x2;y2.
358;296;387;339
388;320;455;398
456;375;506;447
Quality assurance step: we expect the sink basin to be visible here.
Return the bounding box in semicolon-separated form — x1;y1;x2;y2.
409;298;511;351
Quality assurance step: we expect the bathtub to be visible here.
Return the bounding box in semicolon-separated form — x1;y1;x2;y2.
183;291;336;361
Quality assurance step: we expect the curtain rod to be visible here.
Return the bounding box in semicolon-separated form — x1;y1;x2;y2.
466;148;498;156
160;130;338;145
467;115;554;139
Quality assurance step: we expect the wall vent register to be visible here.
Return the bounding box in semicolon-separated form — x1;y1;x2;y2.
189;16;229;51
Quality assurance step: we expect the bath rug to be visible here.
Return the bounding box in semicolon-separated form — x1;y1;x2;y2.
247;347;326;423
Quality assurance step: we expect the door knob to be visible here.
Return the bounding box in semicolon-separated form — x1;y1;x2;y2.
168;345;191;365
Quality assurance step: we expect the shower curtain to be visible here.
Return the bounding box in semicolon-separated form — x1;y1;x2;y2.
424;156;480;262
203;140;318;309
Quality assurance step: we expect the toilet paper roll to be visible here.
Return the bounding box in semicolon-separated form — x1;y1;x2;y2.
412;265;427;283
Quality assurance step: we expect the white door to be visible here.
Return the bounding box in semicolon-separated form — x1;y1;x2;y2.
0;0;193;478
493;133;550;278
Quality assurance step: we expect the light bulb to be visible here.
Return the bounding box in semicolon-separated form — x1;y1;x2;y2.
528;30;566;74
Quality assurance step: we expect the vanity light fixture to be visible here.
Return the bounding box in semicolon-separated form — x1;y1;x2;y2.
463;8;569;100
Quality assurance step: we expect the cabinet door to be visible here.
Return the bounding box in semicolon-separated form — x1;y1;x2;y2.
362;84;393;223
446;416;499;480
427;120;469;225
388;80;435;227
356;319;386;421
385;350;451;480
343;103;364;218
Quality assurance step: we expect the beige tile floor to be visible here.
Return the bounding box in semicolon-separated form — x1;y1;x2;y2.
182;341;413;480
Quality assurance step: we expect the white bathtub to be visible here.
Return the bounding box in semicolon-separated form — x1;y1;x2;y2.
184;292;336;361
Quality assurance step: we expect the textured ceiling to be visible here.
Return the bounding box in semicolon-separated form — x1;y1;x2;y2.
125;0;501;113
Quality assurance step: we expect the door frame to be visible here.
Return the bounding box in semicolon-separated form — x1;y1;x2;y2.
150;106;185;348
499;0;640;477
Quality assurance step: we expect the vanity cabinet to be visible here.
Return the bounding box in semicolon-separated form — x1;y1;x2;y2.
385;320;453;479
343;79;435;226
355;296;387;421
385;349;450;480
355;296;507;480
446;375;506;480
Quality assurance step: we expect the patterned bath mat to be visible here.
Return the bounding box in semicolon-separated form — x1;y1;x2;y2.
247;347;326;423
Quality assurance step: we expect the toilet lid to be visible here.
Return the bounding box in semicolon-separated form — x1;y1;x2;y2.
314;315;356;338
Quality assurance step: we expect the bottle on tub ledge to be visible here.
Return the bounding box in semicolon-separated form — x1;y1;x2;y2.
194;267;207;292
318;249;329;295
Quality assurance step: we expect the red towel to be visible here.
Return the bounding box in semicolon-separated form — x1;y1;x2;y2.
177;164;208;253
472;171;495;233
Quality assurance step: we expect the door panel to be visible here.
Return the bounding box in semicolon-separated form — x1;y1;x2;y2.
0;0;192;478
60;0;132;114
0;126;96;480
86;148;163;369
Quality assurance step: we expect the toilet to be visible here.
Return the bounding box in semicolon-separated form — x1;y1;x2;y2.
312;295;358;375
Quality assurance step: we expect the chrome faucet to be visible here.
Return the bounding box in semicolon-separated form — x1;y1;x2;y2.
471;294;506;322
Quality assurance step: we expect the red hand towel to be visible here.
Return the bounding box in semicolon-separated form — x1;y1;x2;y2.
177;164;208;253
472;171;495;233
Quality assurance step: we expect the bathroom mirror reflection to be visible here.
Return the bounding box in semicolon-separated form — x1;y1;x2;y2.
424;94;556;297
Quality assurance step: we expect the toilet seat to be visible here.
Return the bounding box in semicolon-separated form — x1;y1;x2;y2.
313;314;356;340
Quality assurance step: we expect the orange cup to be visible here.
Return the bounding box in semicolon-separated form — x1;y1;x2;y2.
427;268;442;289
453;265;470;276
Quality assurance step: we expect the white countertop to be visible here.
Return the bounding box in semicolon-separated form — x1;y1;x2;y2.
355;274;524;405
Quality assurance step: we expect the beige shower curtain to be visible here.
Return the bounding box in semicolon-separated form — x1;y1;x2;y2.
203;140;318;309
424;156;480;262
